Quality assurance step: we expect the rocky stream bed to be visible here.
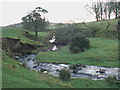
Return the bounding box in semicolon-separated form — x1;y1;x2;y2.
16;54;120;80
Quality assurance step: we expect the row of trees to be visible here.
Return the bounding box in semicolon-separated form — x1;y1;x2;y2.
92;1;120;21
22;7;48;40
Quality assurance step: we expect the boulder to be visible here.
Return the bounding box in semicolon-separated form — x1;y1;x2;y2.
43;71;48;74
96;69;106;74
40;68;48;72
72;70;78;73
56;69;59;72
77;64;86;67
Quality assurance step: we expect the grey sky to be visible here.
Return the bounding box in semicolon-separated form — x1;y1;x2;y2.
0;0;109;26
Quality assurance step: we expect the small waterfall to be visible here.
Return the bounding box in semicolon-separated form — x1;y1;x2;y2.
51;45;58;51
49;36;58;51
49;36;56;43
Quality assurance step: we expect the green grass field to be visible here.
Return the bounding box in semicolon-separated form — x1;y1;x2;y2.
30;31;49;38
36;37;118;67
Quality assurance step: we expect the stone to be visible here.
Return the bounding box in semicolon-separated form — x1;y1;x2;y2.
33;65;37;68
15;56;19;59
20;62;23;65
56;69;59;72
72;70;78;73
99;69;106;74
77;67;82;70
27;58;31;61
77;64;86;67
43;71;48;73
41;68;48;72
96;69;106;74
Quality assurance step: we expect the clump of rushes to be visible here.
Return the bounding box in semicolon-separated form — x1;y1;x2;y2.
59;69;71;81
105;76;119;85
69;64;78;70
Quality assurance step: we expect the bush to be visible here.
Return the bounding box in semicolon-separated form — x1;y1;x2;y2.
106;76;118;85
59;69;71;81
69;33;90;53
69;64;78;69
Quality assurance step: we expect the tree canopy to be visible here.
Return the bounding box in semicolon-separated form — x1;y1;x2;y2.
92;1;120;21
22;7;48;40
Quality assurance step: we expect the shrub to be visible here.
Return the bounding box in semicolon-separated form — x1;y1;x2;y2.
69;64;78;69
105;76;118;85
69;33;90;53
59;69;71;81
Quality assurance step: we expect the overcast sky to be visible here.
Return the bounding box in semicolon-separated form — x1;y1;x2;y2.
0;0;113;26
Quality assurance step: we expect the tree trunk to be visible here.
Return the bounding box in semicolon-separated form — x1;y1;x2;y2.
100;7;103;20
105;12;107;20
35;31;38;40
118;19;120;39
115;11;118;19
115;6;118;19
96;17;99;21
101;13;102;20
96;13;99;21
108;13;111;20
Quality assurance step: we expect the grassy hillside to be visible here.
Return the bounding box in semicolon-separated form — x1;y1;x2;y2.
36;37;118;67
52;19;118;45
1;28;46;46
2;51;119;88
78;19;118;31
83;19;118;38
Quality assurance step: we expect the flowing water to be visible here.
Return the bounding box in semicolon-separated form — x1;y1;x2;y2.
16;35;120;80
17;54;120;80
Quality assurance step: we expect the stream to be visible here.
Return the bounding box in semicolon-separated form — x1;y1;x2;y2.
16;54;120;80
15;36;120;80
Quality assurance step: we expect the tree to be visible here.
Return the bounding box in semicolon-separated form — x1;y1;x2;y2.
92;1;119;20
107;2;114;20
99;2;104;20
118;18;120;39
112;1;119;19
92;3;100;21
22;7;48;40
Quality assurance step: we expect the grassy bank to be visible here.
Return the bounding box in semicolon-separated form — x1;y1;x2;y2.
36;37;118;67
1;28;45;46
2;51;73;88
